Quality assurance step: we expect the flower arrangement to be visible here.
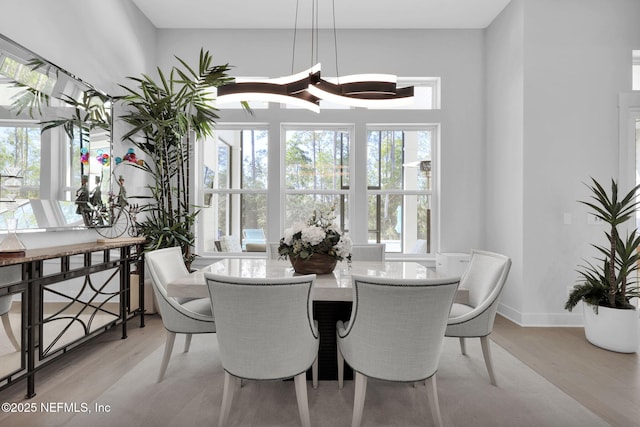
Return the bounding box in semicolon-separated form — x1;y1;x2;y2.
278;206;352;262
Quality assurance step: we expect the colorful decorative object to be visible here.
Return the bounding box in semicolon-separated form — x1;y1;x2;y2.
80;147;89;165
112;148;142;166
95;149;110;166
123;148;137;163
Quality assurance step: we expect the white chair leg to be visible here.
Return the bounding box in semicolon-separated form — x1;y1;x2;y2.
157;330;176;383
184;333;192;352
312;358;318;389
351;372;367;427
458;337;467;355
1;313;20;352
294;372;312;427
425;375;443;427
337;345;344;389
218;372;238;427
480;336;497;386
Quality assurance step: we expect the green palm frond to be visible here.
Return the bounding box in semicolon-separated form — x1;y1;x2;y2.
568;178;640;310
117;49;248;266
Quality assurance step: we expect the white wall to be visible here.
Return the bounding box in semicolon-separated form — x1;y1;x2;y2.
485;0;525;323
486;0;640;325
2;0;156;95
156;28;487;253
2;0;157;247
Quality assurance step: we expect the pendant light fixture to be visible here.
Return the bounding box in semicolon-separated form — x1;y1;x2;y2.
216;0;414;112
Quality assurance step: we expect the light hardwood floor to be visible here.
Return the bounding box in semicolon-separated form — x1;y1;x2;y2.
0;315;637;426
491;315;640;427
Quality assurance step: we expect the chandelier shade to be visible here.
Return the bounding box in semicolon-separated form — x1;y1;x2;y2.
215;0;414;112
216;64;321;112
217;64;414;112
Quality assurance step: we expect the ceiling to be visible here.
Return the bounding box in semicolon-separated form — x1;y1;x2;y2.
131;0;512;30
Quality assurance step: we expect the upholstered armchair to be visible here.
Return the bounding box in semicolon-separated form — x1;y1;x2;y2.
337;274;460;427
445;249;512;386
146;247;216;382
205;273;319;427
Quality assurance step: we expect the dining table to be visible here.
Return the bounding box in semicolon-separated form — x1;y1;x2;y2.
166;258;465;380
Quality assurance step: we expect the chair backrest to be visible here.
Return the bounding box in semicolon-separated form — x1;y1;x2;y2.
350;244;385;261
205;273;318;380
461;249;511;309
0;265;20;315
146;247;215;333
268;242;281;260
146;247;192;306
340;274;459;382
0;295;12;316
411;239;428;254
220;235;242;252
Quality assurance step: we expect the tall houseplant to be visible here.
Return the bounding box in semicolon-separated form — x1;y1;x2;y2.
565;178;640;352
117;49;242;265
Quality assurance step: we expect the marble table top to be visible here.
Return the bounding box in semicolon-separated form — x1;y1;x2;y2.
167;258;464;302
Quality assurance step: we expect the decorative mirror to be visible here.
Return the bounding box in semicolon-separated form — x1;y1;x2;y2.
0;33;112;232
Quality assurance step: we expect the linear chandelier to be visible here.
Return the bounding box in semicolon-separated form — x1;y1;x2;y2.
216;0;414;112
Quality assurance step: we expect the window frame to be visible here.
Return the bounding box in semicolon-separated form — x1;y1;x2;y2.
366;124;439;254
196;124;270;255
280;123;353;234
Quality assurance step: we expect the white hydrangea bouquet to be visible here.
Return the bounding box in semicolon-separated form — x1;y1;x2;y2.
278;206;352;262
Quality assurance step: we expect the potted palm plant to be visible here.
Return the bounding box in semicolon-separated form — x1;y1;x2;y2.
117;49;246;266
565;178;640;353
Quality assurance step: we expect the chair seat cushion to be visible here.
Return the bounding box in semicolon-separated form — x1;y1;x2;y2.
181;297;213;317
449;302;473;319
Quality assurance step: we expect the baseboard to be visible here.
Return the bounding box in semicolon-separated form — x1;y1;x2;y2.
498;302;584;327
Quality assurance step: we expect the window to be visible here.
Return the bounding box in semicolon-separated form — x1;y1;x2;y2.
0;123;41;199
367;127;435;253
283;127;350;229
199;128;268;252
199;77;441;257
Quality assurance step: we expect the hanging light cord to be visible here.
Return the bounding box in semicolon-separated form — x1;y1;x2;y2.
291;0;300;74
313;0;319;66
332;0;340;82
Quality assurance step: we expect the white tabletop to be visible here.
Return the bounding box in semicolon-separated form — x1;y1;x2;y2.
167;258;464;302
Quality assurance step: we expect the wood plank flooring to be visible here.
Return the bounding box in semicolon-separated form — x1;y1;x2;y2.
0;314;638;426
491;315;640;427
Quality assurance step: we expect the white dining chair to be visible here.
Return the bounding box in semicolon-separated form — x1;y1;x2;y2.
337;274;460;427
445;249;511;386
219;235;242;252
268;242;281;259
146;247;216;382
205;272;319;427
0;295;20;351
350;244;385;261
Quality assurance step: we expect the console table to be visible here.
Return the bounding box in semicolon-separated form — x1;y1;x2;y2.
0;238;146;398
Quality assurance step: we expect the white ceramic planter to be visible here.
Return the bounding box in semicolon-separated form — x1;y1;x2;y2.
582;302;639;353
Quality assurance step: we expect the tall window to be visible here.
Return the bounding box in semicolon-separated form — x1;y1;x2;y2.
200;128;268;252
283;127;350;230
367;127;435;253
